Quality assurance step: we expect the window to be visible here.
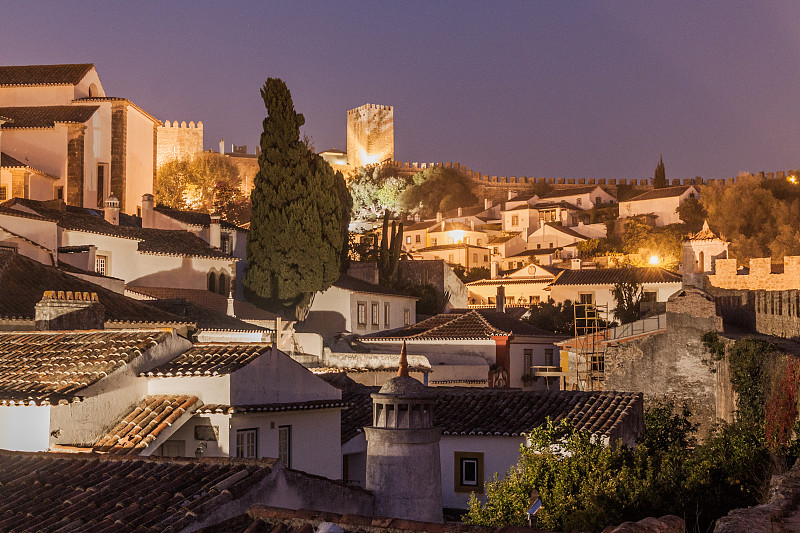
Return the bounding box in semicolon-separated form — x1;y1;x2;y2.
415;235;421;243
477;239;482;246
493;247;499;254
511;215;519;226
448;237;454;244
236;429;257;458
531;295;541;304
642;291;657;302
0;186;6;201
160;440;185;457
55;186;64;200
448;254;454;262
96;164;106;206
384;303;390;326
549;242;553;248
220;234;231;254
537;243;541;249
595;196;602;205
95;255;108;275
432;238;437;246
523;349;533;373
484;255;488;261
472;253;478;263
404;308;411;326
579;293;594;304
576;198;582;206
207;272;216;292
278;425;291;467
464;237;470;244
357;302;367;325
371;302;380;326
454;451;484;493
218;273;228;295
406;236;411;244
545;348;554;366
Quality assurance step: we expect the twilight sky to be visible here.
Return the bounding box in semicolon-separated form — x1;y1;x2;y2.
3;1;799;180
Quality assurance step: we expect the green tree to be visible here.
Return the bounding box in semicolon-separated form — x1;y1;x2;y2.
522;300;575;335
244;78;350;320
398;166;478;217
213;181;251;225
611;270;643;324
348;165;411;220
155;152;240;212
377;210;403;287
675;196;706;232
653;155;667;189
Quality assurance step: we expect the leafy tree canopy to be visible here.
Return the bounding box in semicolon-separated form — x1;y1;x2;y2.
155;152;240;212
522;300;575;335
611;271;643;324
244;78;351;320
348;166;411;220
398;166;478;218
621;218;685;270
701;176;800;261
676;196;706;232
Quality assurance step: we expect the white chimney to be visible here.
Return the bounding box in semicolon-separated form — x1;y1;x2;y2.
414;214;420;222
571;259;582;270
436;212;442;222
491;261;499;279
104;195;120;225
470;219;475;231
441;221;445;231
227;290;235;317
496;285;505;313
484;198;492;209
219;139;225;154
508;190;516;200
141;193;155;228
210;214;221;248
457;207;463;217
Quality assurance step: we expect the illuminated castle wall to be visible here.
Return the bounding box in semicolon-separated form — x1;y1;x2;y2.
346;104;393;167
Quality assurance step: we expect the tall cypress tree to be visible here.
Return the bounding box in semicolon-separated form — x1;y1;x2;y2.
244;78;350;320
653;155;667;189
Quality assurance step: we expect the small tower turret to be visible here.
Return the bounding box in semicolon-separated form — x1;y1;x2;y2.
681;220;729;288
365;341;443;522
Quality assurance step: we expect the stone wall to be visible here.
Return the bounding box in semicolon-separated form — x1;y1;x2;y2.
398;259;468;309
110;102;127;209
713;288;800;340
707;256;800;291
156;120;203;169
602;288;733;437
605;515;685;533
66;123;86;207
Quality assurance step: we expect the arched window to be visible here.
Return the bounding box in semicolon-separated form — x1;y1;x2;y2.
207;272;216;293
88;83;99;97
218;273;228;295
695;251;705;273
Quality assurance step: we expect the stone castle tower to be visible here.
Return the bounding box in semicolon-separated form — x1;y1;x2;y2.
346;103;394;167
681;221;729;288
365;343;442;523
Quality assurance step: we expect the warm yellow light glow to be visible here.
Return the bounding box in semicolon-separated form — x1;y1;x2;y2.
788;175;798;185
649;255;660;265
449;230;465;243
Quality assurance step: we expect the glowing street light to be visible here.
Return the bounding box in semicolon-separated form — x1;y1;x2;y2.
649;255;660;266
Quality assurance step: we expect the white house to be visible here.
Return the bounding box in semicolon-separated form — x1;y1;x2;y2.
547;266;682;315
619;185;700;226
466;263;560;307
332;377;644;510
527;223;587;251
537;185;617;211
0;63;160;214
301;274;417;343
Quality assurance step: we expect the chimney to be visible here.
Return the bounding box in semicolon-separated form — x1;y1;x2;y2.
35;291;105;331
104;195;120;225
571;259;582;270
491;261;499;279
508;190;516;200
414;214;420;223
457;207;463;217
209;214;221;248
441;221;445;231
484;198;492;209
227;290;235;317
436;212;442;222
470;219;475;231
496;285;505;313
219;139;225;154
141;193;155;228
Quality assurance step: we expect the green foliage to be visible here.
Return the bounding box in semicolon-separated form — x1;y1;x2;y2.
765;356;800;450
402;283;450;315
676;196;706;232
155;152;240;212
611;270;643;324
398;166;478;217
244;78;351;320
451;265;491;283
653;155;667;189
522;300;575;335
621;218;685;270
584;203;620;224
465;404;773;532
701;331;726;361
348;232;378;263
348;166;411;220
378;210;403;286
213;181;251;225
727;338;774;427
701;175;800;261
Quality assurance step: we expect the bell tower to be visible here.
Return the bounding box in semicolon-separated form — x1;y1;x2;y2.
364;342;442;523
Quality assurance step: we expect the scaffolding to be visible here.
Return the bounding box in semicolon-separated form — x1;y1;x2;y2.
572;302;609;391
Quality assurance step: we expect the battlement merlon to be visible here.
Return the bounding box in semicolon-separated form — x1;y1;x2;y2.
348;103;393;114
160;120;204;129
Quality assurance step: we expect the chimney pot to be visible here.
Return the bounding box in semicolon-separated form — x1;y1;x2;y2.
104;195;120;225
35;291;105;330
496;285;505;312
209;214;221;248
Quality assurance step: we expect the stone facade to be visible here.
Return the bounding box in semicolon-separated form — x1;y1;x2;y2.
347;104;394;167
707;256;800;291
66;123;86;207
602;288;734;437
110;102;127;209
398;259;468;309
156;120;203;169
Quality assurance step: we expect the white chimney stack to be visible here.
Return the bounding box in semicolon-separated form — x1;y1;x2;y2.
141;193;155;228
484;198;492;209
491;261;499;279
104;195;120;225
436;212;442;222
457;207;463;217
219;139;225;154
210;214;221;248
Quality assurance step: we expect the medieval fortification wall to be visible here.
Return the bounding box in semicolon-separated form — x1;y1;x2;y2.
156;120;203;169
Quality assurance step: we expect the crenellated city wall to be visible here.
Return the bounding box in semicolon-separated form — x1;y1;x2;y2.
156;120;203;169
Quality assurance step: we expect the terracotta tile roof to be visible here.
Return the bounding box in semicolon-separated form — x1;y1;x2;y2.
126;286;279;321
0;329;171;405
625;185;695;202
441;204;486;218
142;344;270;376
333;273;412;297
0;249;190;325
428;221;472;232
72;97;161;125
3;198;234;259
550;266;681;286
508;247;562;257
0;63;94;86
685;220;720;241
488;233;521;244
0;451;277;532
144;299;268;333
196;399;349;414
363;309;556;340
0;105;99;128
208;504;545;533
540;185;601;198
418;243;489;252
404;220;439;231
542;222;588;239
154;205;245;231
466;277;552;287
532;200;582;210
504;204;536;211
330;379;643;443
93;395;199;454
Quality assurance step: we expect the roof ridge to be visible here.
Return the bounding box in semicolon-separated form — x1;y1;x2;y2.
467;309;508;336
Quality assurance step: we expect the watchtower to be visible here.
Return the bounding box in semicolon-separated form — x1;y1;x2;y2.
346;103;394;167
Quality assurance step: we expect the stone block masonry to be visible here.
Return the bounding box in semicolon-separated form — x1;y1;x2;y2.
66;123;86;207
156;120;203;169
347;104;393;168
110;102;127;210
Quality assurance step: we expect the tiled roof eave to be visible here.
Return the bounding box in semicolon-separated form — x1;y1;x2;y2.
362;335;500;341
0;396;84;406
137;250;238;261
